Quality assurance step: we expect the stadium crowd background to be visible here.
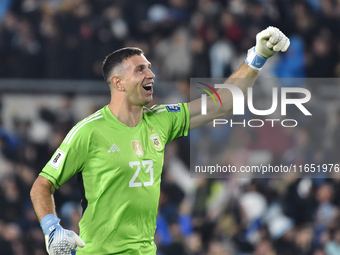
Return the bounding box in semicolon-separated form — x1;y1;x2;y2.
1;0;340;254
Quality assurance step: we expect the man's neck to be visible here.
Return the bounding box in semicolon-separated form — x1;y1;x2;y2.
108;101;143;127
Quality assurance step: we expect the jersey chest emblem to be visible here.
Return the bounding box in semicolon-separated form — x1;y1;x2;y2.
131;140;143;157
150;134;162;151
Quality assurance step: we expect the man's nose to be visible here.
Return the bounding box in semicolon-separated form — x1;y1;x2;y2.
147;68;155;78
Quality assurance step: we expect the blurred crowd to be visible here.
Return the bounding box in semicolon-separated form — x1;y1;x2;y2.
1;0;340;255
1;0;340;80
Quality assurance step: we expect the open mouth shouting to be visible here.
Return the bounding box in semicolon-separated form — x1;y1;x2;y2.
143;83;153;92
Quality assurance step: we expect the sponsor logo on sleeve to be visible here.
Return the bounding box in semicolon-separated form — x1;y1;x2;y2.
48;149;66;169
165;104;181;112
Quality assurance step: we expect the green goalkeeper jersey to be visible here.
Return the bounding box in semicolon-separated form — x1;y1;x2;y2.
40;103;190;255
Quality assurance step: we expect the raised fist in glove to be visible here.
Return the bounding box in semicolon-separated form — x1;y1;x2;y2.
40;214;85;255
245;26;290;71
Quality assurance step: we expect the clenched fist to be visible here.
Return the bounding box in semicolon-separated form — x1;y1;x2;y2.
245;26;290;71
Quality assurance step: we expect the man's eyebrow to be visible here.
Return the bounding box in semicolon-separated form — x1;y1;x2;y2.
135;63;152;70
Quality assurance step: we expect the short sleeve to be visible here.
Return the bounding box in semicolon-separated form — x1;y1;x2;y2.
162;103;190;143
39;126;88;189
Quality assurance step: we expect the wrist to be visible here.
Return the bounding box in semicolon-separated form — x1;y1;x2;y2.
40;214;60;235
245;47;267;71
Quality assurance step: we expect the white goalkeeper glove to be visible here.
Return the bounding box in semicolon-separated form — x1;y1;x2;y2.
40;214;85;255
245;26;290;71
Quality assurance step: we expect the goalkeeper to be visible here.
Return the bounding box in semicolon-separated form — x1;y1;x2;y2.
30;26;289;255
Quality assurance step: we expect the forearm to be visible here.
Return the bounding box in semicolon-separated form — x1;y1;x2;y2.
216;62;259;115
189;63;258;130
189;26;289;130
31;176;85;252
229;61;259;80
30;175;57;222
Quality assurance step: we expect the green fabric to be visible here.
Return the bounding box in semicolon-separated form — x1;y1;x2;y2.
39;103;190;255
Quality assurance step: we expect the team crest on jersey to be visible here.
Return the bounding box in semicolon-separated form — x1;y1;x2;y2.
131;140;143;157
150;134;162;151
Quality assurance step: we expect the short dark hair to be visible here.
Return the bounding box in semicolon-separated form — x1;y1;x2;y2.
102;47;144;85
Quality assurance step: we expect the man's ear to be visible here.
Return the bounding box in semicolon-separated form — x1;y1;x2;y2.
110;76;125;91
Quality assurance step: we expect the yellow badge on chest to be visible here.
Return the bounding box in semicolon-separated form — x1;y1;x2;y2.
150;134;162;151
131;140;143;157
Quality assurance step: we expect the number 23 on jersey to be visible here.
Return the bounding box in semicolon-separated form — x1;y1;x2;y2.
129;160;154;187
